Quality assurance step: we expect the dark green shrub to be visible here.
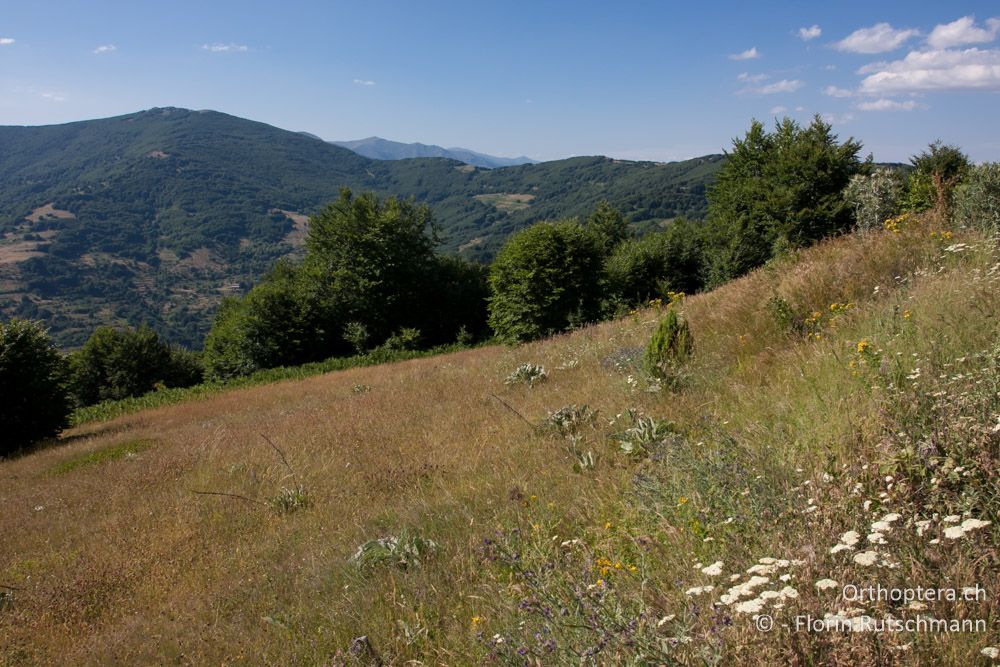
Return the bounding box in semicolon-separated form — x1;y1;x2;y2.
0;319;70;454
644;309;693;378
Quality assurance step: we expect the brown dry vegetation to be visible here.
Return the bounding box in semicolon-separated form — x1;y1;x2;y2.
24;203;76;224
1;217;998;665
472;193;535;212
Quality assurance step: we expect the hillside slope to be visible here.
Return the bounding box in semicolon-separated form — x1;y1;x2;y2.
0;108;721;348
3;217;996;665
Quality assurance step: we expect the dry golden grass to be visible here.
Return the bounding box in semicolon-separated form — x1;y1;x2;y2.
2;217;998;665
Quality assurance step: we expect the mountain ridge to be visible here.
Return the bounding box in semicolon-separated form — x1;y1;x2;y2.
332;135;537;169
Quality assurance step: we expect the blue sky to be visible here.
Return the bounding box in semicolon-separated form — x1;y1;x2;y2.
1;1;998;162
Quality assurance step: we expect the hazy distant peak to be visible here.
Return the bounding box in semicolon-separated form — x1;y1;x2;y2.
332;136;537;169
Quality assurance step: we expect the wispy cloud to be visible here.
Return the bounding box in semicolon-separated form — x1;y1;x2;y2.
93;44;117;54
822;85;854;98
835;23;919;54
742;79;803;94
353;78;376;86
822;111;855;125
770;105;788;114
730;47;760;61
927;16;1000;49
0;37;14;46
202;43;248;53
737;72;768;83
798;25;822;41
41;92;66;103
855;98;922;111
859;47;1000;93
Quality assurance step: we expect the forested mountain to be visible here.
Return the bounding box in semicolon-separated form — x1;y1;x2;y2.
0;107;723;347
332;136;536;168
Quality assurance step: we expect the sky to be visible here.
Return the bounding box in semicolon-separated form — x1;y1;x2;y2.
1;1;999;163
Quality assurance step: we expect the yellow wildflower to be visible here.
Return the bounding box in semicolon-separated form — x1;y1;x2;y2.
903;310;912;319
471;616;483;626
678;496;689;505
856;339;870;354
604;521;613;530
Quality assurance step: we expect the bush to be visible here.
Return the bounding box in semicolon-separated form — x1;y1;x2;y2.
0;319;70;454
488;220;605;343
644;309;693;378
844;168;904;233
70;325;203;405
954;163;1000;234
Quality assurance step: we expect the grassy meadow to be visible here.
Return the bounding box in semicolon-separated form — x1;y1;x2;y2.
2;215;998;665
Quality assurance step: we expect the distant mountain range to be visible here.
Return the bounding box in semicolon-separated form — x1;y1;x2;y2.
330;136;537;169
0;107;723;348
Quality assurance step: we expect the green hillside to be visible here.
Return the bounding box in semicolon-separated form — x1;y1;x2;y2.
0;108;722;348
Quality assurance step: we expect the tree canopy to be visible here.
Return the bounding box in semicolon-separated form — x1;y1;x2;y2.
704;116;863;285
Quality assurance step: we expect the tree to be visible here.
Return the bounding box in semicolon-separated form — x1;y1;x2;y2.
905;141;970;220
586;200;629;254
705;116;863;285
70;325;203;404
304;188;438;346
605;218;705;306
203;189;490;378
488;220;605;343
0;319;70;454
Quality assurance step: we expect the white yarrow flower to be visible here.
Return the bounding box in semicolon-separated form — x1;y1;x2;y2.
853;551;879;566
840;531;861;546
701;561;724;576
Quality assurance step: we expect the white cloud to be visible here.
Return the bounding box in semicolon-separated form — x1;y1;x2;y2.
41;92;66;103
770;105;788;114
835;23;920;54
744;79;803;94
730;47;760;60
737;72;768;83
0;37;14;45
822;112;855;125
927;16;1000;49
202;43;248;53
353;78;376;86
855;98;922;111
859;47;1000;93
823;85;855;97
93;44;116;54
795;105;806;112
798;25;822;41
